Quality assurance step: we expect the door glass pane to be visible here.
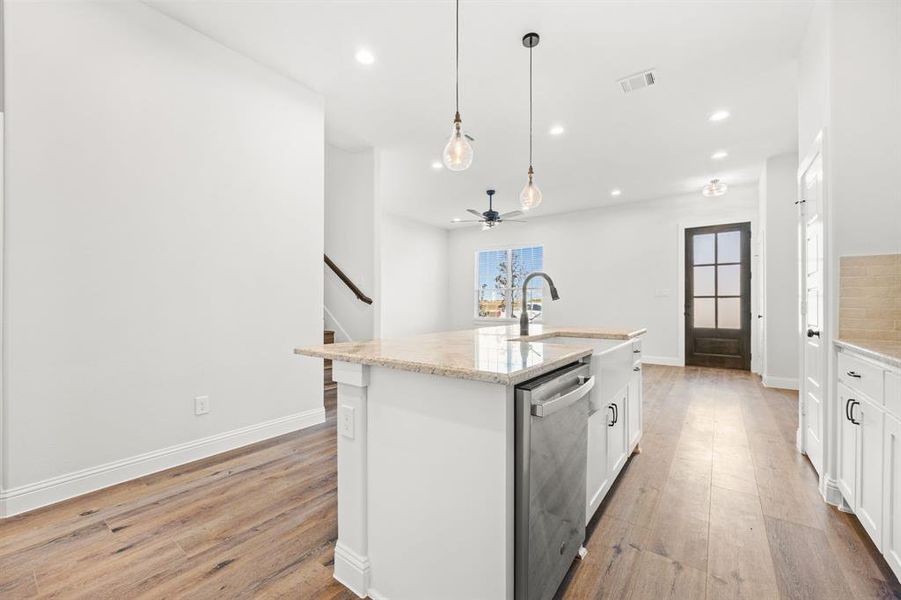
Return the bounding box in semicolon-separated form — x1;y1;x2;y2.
718;297;741;329
717;265;741;296
717;231;741;263
693;234;715;264
694;298;715;328
693;266;715;296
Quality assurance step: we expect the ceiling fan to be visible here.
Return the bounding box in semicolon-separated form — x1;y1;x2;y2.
452;189;526;230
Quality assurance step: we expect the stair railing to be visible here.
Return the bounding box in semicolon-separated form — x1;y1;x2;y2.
324;254;373;305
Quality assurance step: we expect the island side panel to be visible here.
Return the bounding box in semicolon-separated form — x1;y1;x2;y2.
366;366;514;600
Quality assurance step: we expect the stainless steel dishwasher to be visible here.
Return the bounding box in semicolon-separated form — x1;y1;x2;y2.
515;361;594;600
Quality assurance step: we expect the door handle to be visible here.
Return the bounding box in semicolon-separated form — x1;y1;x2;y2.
846;371;862;379
806;328;820;338
849;400;860;425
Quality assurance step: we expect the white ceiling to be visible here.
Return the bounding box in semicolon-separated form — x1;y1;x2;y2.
149;0;813;227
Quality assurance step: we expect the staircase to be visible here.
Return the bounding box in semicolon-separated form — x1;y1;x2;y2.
323;330;336;392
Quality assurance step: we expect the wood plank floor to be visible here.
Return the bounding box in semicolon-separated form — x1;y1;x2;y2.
1;365;898;599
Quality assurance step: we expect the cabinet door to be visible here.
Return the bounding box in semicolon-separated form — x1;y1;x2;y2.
883;415;901;580
586;408;609;523
607;390;628;477
627;366;642;450
837;384;858;507
857;397;885;549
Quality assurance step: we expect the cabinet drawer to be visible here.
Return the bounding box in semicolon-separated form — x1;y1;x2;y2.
838;351;885;403
888;372;901;418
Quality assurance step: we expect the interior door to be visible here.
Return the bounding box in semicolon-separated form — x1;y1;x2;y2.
685;223;752;370
800;151;824;475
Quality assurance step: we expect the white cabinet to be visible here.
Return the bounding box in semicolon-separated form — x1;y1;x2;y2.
607;387;628;475
584;337;644;523
837;383;858;505
883;415;901;576
586;406;609;520
835;344;901;578
857;396;885;548
627;365;642;450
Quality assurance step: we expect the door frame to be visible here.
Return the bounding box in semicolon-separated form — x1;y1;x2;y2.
796;129;842;506
677;214;758;368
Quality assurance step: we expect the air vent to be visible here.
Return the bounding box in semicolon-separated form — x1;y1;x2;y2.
618;69;657;94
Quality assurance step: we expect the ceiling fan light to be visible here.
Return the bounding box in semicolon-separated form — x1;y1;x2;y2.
702;178;728;197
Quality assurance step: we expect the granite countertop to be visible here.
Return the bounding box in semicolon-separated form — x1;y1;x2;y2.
835;338;901;370
294;325;646;385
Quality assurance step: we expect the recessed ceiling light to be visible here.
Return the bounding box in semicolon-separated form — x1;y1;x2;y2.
610;189;622;197
355;49;375;65
708;110;730;122
431;161;443;170
452;217;461;222
549;125;565;136
711;150;728;160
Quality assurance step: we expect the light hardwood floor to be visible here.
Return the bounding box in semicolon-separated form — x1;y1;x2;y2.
0;365;898;599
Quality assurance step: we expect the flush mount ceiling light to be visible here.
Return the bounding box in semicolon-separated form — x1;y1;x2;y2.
549;125;565;136
711;150;728;160
441;0;474;171
702;178;728;197
610;188;622;197
708;110;730;122
354;49;375;65
519;32;543;211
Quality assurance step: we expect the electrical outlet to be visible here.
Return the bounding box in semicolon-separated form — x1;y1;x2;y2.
194;395;210;416
339;404;355;439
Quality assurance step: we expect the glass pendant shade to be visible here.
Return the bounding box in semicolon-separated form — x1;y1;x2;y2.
442;121;474;171
702;178;728;197
519;170;542;210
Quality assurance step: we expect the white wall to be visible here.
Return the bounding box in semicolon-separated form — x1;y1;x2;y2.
379;214;449;338
758;153;800;388
1;1;324;512
448;187;759;365
325;144;376;342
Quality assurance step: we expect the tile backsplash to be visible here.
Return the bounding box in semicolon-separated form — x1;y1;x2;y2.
839;254;901;342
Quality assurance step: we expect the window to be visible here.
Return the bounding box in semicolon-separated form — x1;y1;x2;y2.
691;230;742;329
475;245;544;320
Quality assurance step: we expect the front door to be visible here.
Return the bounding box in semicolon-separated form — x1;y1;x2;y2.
685;222;752;370
799;146;824;475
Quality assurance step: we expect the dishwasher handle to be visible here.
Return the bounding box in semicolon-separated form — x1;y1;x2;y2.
531;376;595;418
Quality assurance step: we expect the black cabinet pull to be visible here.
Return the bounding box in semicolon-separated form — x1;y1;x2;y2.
633;366;641;372
613;403;619;425
608;405;615;427
849;400;860;425
807;328;820;338
845;397;853;421
632;349;641;354
847;371;862;379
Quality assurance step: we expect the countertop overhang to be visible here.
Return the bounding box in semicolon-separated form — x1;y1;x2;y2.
294;325;647;385
835;338;901;369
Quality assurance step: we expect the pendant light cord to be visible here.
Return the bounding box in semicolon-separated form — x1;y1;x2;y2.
529;43;533;168
455;0;460;114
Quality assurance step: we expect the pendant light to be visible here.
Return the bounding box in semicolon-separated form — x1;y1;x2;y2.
442;0;474;171
519;32;542;211
702;178;728;197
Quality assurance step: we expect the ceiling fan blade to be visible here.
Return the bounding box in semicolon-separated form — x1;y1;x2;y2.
451;219;484;223
466;209;484;218
499;210;524;219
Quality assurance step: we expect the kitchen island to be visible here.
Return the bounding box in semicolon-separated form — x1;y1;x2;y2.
295;325;645;600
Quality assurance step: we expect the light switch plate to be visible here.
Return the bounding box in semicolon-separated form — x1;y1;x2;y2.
339;404;355;439
194;395;210;416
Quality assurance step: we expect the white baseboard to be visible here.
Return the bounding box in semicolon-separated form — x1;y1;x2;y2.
762;375;799;390
333;542;371;598
641;355;682;367
0;407;325;518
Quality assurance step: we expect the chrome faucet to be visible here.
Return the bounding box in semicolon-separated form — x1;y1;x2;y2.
520;272;560;336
